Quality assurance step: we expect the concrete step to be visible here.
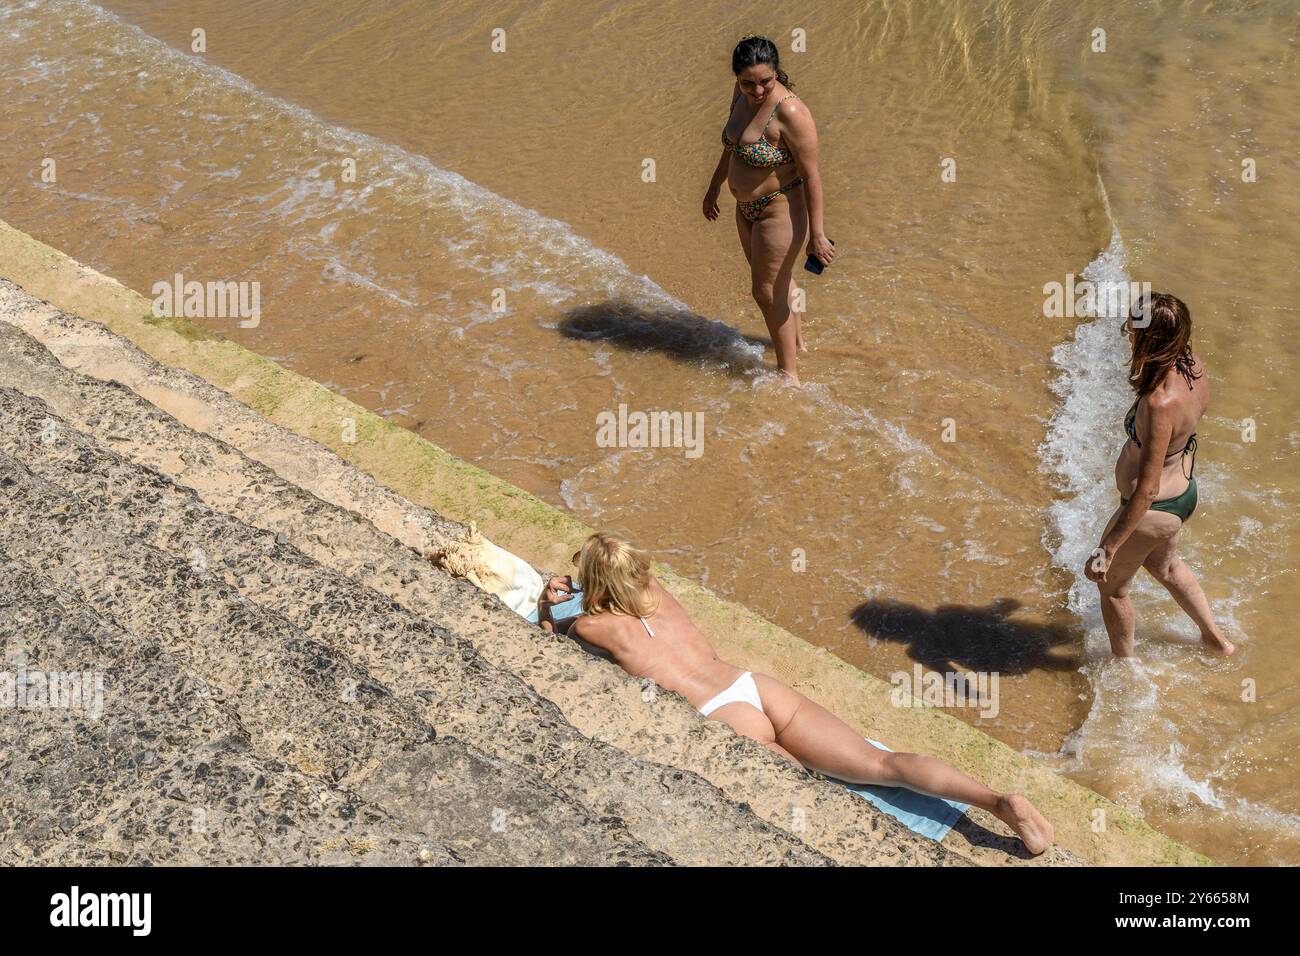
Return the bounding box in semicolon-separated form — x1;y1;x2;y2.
0;451;670;866
0;305;972;865
0;377;831;866
4;557;451;866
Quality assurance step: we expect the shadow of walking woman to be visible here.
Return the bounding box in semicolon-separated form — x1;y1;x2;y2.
850;596;1081;676
558;300;768;375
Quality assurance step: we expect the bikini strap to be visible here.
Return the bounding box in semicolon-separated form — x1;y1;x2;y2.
761;94;797;132
1183;434;1198;480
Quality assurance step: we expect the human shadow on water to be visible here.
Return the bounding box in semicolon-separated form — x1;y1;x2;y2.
557;300;767;374
850;597;1081;679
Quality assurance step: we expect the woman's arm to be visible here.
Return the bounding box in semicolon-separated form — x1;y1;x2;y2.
555;615;618;662
703;85;742;220
535;576;618;659
785;101;834;265
706;148;730;195
567;618;616;661
713;84;743;192
536;574;575;632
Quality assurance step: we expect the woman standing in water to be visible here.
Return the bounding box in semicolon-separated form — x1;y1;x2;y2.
1084;292;1235;658
702;35;834;385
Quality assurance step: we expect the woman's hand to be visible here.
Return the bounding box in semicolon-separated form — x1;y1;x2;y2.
538;574;576;619
1083;547;1110;584
702;187;721;222
807;232;835;266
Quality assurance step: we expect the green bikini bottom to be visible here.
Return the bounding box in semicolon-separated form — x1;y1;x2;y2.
1121;476;1198;523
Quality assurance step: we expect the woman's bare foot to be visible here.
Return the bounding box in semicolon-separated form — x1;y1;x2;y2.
994;794;1053;855
1201;630;1236;656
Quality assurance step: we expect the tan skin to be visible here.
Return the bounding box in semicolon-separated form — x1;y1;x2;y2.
703;65;834;386
1083;321;1234;657
538;570;1053;855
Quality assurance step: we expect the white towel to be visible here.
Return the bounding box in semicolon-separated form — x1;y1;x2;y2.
426;523;543;616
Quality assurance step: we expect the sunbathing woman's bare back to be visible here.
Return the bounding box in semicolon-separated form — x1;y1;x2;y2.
542;568;1053;855
564;578;744;707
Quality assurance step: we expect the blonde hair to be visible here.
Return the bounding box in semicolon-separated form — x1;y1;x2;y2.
576;532;659;618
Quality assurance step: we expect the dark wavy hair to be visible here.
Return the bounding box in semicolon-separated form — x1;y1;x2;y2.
1128;291;1202;395
732;35;793;89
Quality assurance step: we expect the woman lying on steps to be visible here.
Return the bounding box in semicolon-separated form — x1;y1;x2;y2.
537;532;1053;856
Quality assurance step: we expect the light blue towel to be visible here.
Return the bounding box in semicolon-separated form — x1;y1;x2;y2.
832;739;969;842
524;591;584;625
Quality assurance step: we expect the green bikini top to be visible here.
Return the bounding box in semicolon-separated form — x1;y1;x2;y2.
723;93;798;168
1124;397;1198;478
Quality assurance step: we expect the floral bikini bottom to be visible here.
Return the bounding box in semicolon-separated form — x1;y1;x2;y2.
736;177;805;223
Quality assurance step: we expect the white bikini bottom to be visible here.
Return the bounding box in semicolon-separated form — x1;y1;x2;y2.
698;671;765;718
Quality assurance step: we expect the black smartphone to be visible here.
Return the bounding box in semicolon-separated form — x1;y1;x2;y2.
804;238;835;275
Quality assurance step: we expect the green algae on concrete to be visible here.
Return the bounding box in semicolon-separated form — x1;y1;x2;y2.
0;217;1212;866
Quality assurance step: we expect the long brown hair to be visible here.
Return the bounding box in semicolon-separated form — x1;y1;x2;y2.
1128;291;1201;395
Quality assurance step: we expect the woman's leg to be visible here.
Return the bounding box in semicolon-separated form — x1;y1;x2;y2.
1095;507;1182;657
751;674;1053;853
735;203;754;264
789;277;807;352
1142;531;1235;654
738;204;794;356
749;189;808;384
784;189;809;355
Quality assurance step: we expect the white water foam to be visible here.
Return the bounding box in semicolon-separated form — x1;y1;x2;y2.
1040;181;1136;649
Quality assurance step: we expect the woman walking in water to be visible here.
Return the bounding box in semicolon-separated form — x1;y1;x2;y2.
1084;292;1235;658
539;532;1054;855
702;35;834;385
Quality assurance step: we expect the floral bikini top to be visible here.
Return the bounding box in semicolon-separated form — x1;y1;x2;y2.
722;93;798;168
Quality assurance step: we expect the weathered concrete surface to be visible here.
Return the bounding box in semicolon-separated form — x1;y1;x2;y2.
1;561;653;866
0;563;456;866
0;325;982;866
0;457;679;866
0;305;957;868
0;219;1210;865
0;364;832;867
